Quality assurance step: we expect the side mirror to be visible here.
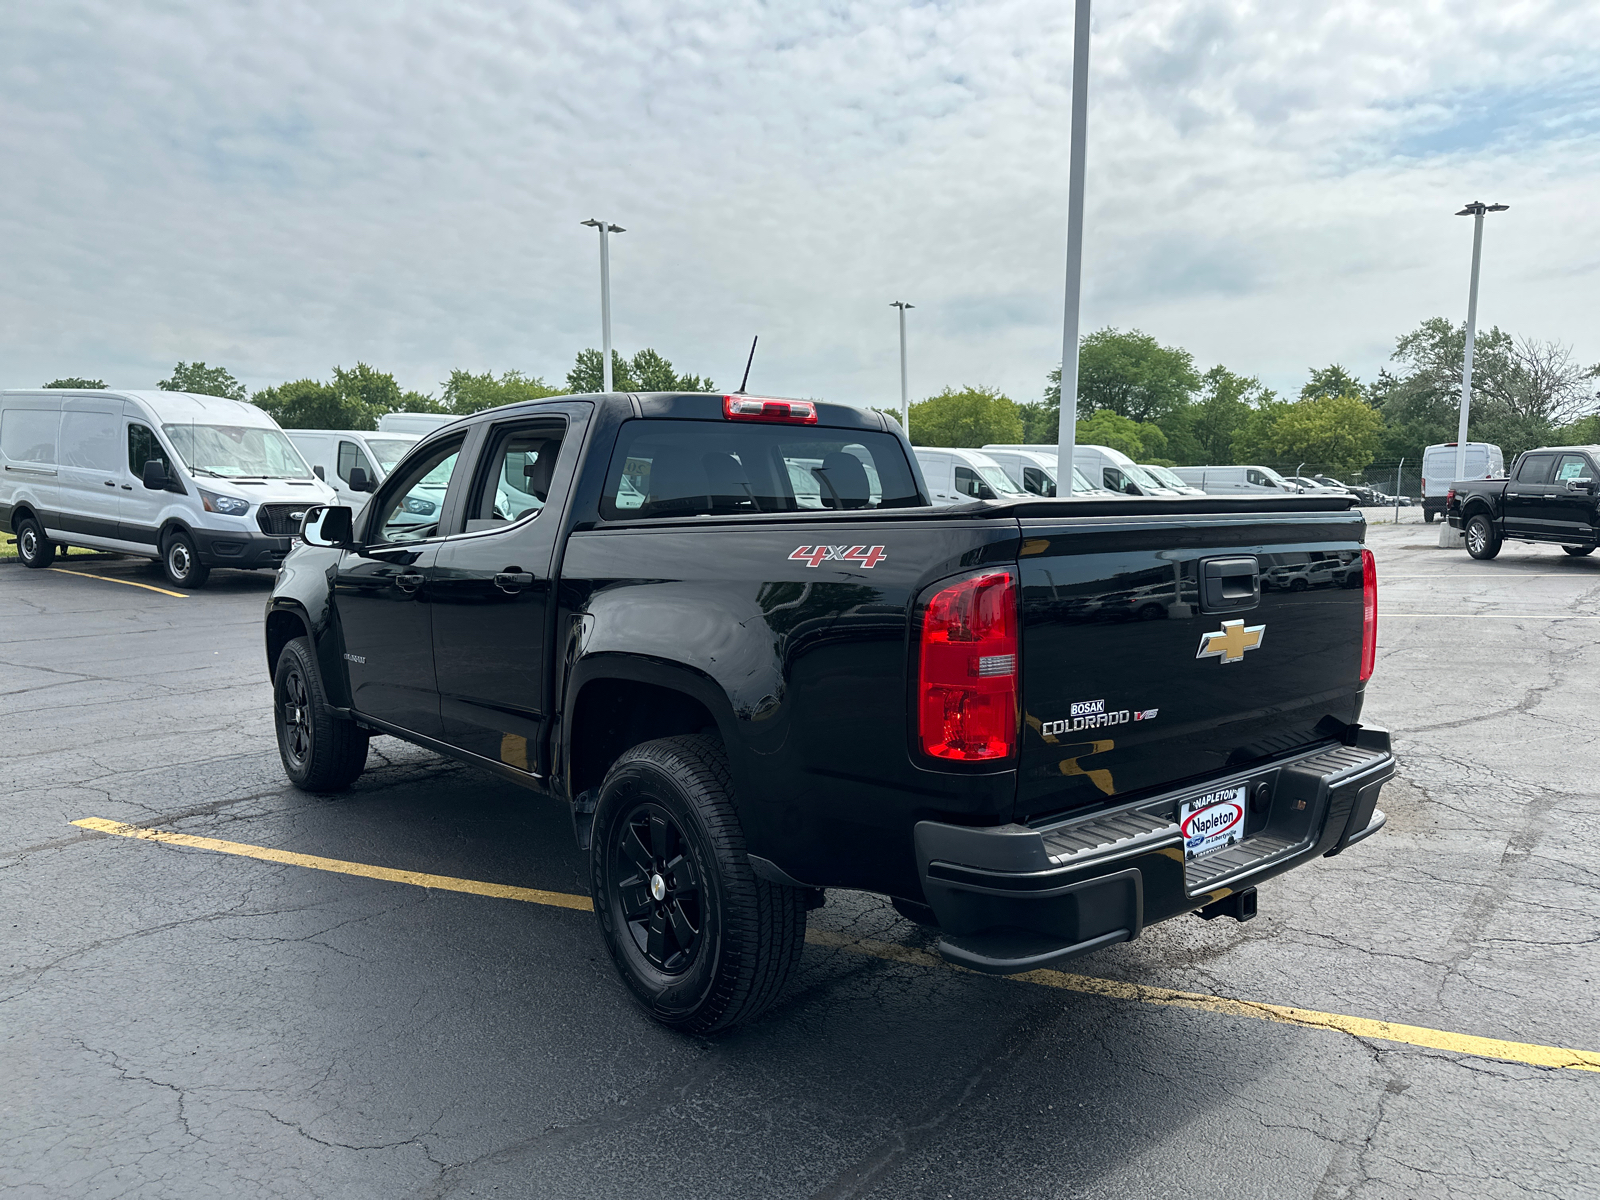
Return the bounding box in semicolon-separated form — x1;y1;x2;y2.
1568;478;1595;495
142;459;169;490
313;465;326;481
347;466;374;493
300;505;355;548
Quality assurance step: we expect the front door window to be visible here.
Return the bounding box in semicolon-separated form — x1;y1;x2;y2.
366;437;464;544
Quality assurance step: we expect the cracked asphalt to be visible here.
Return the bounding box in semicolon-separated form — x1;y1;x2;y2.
3;522;1597;1199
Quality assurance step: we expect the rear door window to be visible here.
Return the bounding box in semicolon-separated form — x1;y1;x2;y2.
1554;454;1591;483
1515;455;1554;484
599;421;923;520
463;419;567;530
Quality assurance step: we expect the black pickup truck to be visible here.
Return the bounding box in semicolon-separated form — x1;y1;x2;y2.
1447;445;1600;559
265;391;1394;1032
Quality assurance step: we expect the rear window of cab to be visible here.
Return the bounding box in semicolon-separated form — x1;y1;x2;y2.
598;419;925;520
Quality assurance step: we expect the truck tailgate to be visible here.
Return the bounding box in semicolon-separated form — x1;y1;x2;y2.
1016;509;1367;821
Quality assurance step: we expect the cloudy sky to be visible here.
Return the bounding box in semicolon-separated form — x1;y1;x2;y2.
2;0;1596;407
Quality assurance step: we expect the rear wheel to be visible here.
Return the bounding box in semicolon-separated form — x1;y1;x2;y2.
591;735;806;1034
15;514;56;568
1424;510;1436;524
273;637;369;791
161;530;210;589
1562;545;1595;557
1465;515;1501;560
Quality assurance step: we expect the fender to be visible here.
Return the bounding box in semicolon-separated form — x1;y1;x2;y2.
265;547;351;707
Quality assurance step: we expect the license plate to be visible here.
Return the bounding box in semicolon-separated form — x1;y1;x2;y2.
1180;786;1247;861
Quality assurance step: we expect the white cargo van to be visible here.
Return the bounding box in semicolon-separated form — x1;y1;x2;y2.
1139;464;1207;496
1169;465;1299;495
0;389;334;587
284;429;421;511
377;411;460;435
984;443;1178;496
1421;442;1504;522
913;448;1028;505
979;447;1113;497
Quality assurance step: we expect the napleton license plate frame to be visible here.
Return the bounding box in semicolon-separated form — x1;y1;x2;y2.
1180;785;1248;862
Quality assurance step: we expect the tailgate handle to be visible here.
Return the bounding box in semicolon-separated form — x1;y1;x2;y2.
1201;556;1259;612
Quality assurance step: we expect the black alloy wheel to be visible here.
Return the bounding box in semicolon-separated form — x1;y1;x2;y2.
1562;545;1596;557
15;514;56;568
272;636;369;791
615;803;703;973
1465;515;1501;560
591;735;807;1033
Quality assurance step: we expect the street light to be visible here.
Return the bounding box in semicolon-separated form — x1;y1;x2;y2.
1451;201;1509;487
890;301;914;432
581;218;626;392
1056;0;1092;496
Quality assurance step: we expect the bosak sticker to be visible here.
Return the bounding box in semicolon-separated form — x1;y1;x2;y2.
1179;786;1246;861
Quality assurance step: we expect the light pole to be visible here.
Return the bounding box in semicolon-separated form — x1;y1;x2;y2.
891;301;914;432
1452;201;1508;485
1056;0;1092;496
581;218;625;392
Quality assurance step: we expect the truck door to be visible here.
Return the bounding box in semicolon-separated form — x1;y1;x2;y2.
1549;453;1598;545
334;432;468;738
427;404;589;774
1504;453;1554;537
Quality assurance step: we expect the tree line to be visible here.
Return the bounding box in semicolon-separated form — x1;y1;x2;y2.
906;320;1600;476
42;347;716;431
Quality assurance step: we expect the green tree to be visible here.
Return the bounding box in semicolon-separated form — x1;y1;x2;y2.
565;347;715;394
441;369;560;415
1017;400;1057;444
44;377;106;388
1185;366;1266;464
158;361;246;400
252;362;423;430
1046;329;1201;423
1230;395;1291;464
1264;394;1385;475
1076;409;1164;459
907;386;1024;447
1300;364;1362;400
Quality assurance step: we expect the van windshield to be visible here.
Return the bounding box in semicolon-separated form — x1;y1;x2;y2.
974;462;1026;496
163;424;312;479
365;438;415;473
1121;463;1169;492
1141;465;1188;490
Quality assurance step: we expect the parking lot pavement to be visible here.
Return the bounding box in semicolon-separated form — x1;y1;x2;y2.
3;531;1597;1200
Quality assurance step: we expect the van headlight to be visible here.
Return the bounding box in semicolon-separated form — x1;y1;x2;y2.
199;489;250;516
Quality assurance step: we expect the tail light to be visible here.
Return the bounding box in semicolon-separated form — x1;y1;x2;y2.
1446;487;1456;506
724;395;817;424
917;571;1018;761
1360;549;1377;683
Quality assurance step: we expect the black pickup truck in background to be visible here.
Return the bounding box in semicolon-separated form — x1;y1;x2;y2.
1448;445;1600;560
265;391;1395;1032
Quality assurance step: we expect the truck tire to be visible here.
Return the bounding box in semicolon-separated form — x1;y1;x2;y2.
1465;515;1501;560
591;735;806;1034
1563;545;1595;557
15;514;56;568
273;636;369;791
162;530;210;589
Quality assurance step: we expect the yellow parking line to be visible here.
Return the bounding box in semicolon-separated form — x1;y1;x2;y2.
75;816;1600;1073
70;818;592;910
47;569;188;599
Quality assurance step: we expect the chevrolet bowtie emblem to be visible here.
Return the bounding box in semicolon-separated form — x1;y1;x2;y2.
1196;619;1265;664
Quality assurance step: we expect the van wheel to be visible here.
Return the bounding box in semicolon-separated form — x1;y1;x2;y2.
273;637;369;791
161;530;210;588
591;735;806;1034
1424;510;1436;524
1562;545;1595;557
1465;515;1501;560
15;515;56;568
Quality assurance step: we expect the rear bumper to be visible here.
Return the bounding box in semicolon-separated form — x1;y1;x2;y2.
192;528;292;569
915;727;1396;974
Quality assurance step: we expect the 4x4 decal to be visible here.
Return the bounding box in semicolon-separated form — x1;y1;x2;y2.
789;544;887;569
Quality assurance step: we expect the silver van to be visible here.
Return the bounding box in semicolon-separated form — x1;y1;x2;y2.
913;447;1028;505
979;447;1114;497
0;389;334;587
284;429;421;513
1421;442;1504;522
1169;465;1300;495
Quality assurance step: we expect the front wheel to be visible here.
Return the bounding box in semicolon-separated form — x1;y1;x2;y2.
1563;545;1596;557
162;530;210;588
590;735;806;1034
15;514;56;568
273;637;369;791
1465;515;1501;560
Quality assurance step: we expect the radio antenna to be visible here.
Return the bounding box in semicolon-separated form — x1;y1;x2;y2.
736;336;758;393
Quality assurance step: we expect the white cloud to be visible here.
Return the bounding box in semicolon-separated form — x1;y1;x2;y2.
1;0;1595;404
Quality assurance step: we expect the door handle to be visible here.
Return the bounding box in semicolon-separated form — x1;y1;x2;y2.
495;570;534;593
121;484;132;490
103;480;116;487
395;572;425;593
